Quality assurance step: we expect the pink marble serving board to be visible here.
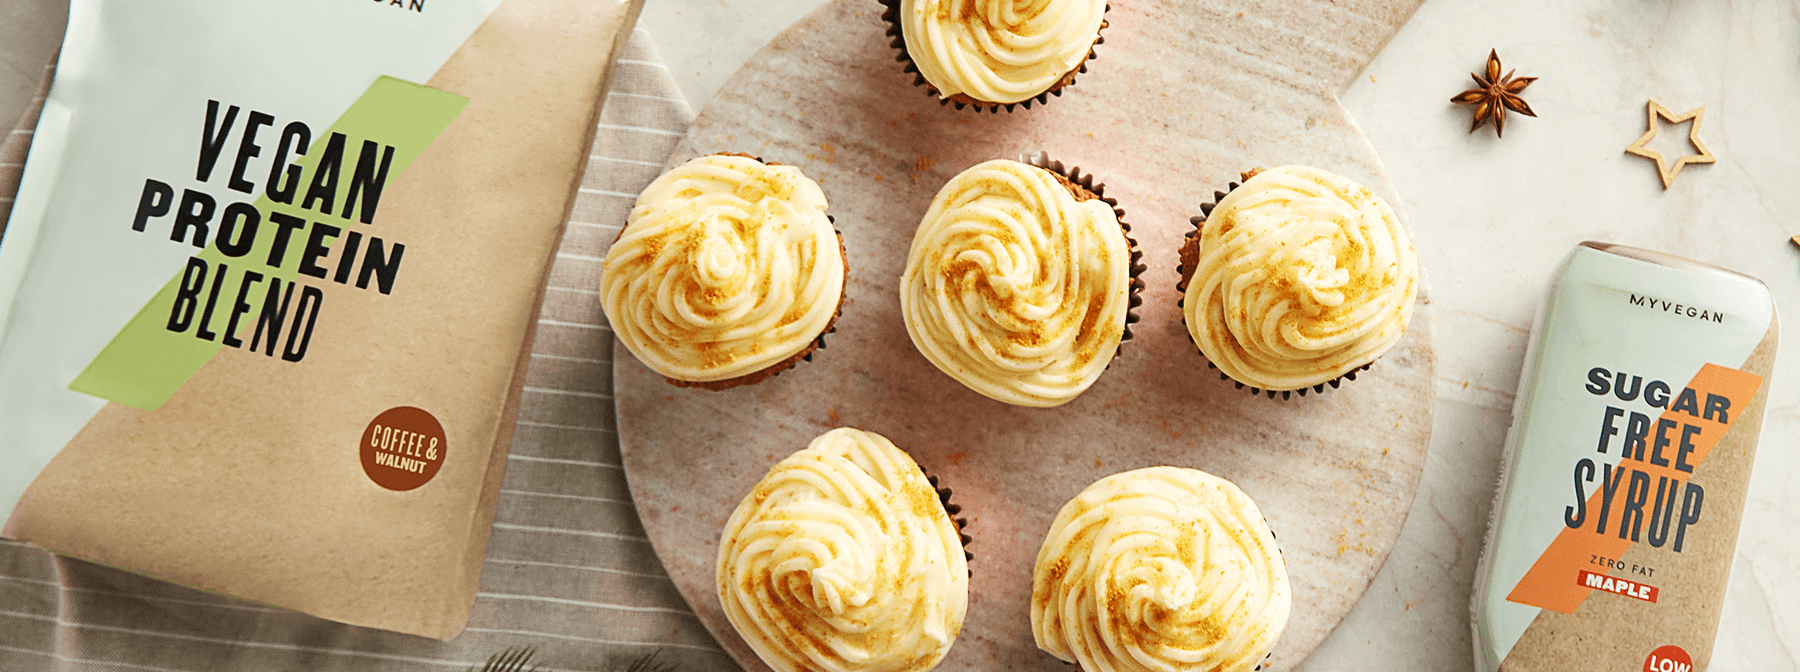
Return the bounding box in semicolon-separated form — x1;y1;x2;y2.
617;1;1435;670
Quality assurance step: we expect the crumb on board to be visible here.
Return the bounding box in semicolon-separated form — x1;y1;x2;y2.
908;156;937;183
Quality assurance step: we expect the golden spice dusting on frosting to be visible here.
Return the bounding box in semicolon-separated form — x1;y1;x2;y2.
600;155;844;383
1032;467;1291;672
717;428;968;672
1183;165;1418;391
900;159;1130;408
901;0;1106;104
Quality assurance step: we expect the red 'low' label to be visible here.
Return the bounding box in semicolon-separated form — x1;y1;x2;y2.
1644;645;1692;672
1579;570;1659;603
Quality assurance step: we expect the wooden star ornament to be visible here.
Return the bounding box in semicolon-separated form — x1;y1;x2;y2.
1624;100;1714;189
1451;49;1537;137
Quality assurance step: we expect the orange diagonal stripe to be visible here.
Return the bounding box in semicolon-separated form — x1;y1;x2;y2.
1507;363;1762;613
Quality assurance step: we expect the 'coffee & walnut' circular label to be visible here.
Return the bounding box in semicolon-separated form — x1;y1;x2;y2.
361;406;446;491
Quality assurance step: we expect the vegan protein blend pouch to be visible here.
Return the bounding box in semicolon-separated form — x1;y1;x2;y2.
1472;242;1779;671
0;0;640;639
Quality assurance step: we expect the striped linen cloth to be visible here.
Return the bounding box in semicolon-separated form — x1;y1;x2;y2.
0;60;51;241
0;29;737;672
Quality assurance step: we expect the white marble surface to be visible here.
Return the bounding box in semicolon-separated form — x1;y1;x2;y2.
640;1;1800;670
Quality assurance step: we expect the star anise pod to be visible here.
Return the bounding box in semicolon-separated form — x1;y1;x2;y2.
1450;49;1537;137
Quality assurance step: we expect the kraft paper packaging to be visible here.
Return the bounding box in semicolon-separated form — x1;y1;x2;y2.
1472;242;1779;672
0;0;643;639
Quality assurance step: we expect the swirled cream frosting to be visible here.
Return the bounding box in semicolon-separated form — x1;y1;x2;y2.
601;155;845;384
1183;165;1418;391
900;0;1106;104
1032;467;1291;672
717;428;969;672
900;159;1131;407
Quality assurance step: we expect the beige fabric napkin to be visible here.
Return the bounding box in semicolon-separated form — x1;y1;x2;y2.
0;29;732;672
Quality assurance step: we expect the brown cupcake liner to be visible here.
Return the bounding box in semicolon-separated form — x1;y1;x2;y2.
878;0;1108;113
1022;151;1146;368
1174;173;1372;401
920;465;974;577
612;153;848;390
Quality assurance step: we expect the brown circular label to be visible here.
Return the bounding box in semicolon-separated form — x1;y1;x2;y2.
361;406;447;491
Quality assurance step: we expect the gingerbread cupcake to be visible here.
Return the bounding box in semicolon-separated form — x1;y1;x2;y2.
1032;467;1291;672
882;0;1108;111
900;155;1143;407
717;427;970;672
1177;165;1418;398
600;154;846;389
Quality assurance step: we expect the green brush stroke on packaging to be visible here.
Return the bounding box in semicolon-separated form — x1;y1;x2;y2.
69;76;467;410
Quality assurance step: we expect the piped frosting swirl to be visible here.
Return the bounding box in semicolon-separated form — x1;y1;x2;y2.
601;155;844;384
1183;165;1418;391
717;428;968;672
900;0;1106;104
900;159;1130;407
1032;467;1291;672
